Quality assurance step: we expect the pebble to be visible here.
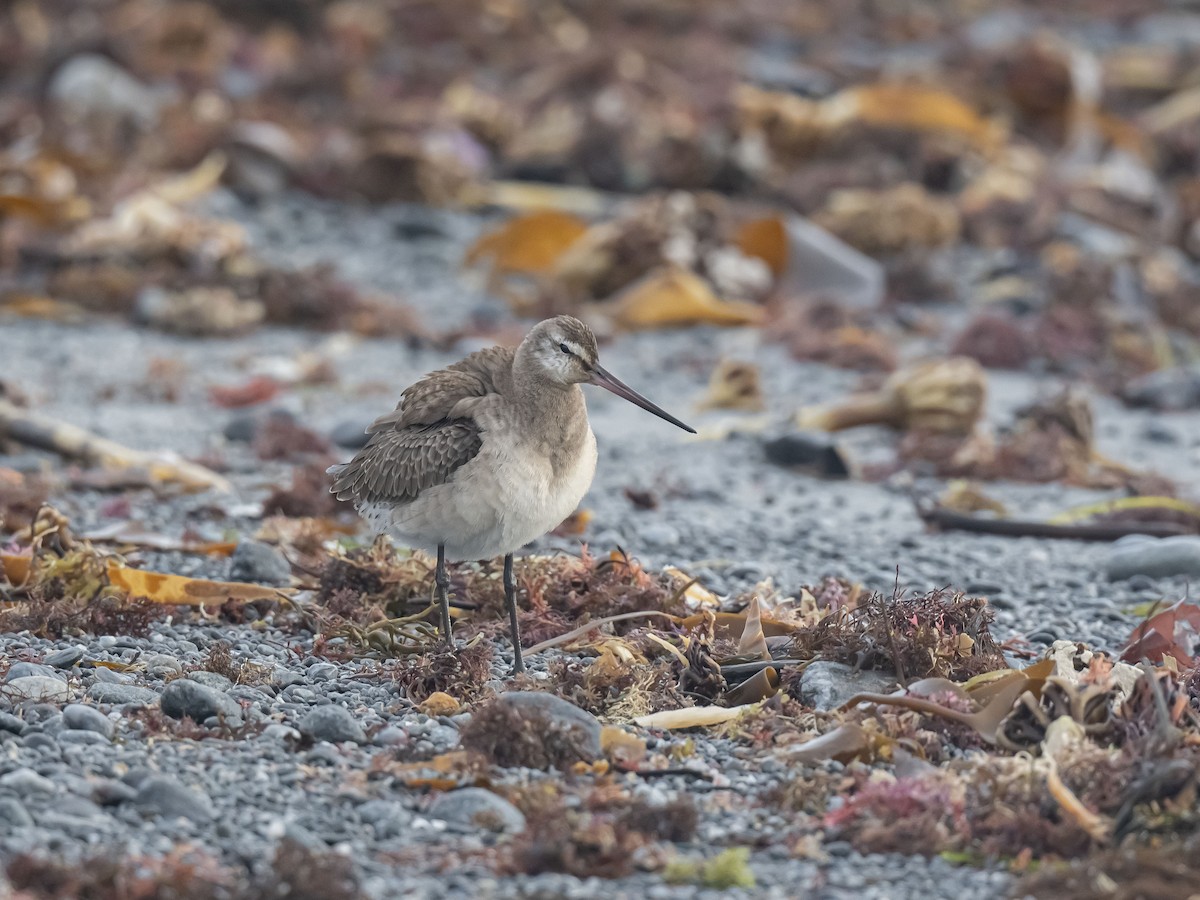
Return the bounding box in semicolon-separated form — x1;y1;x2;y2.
44;647;85;669
798;662;898;711
0;797;33;828
230;540;292;586
358;799;413;839
0;768;57;795
88;683;160;705
762;431;850;478
188;671;234;691
298;704;366;744
160;679;242;722
1106;536;1200;581
0;712;25;734
58;730;112;747
134;776;214;823
639;523;681;547
331;420;372;449
461;691;602;770
4;675;70;703
428;788;526;834
62;704;114;739
6;663;60;682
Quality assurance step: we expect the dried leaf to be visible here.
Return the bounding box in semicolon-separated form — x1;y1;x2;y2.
1;553;31;586
736;596;770;660
733;217;788;277
607;267;765;329
1121;600;1200;667
633;704;757;730
464;210;589;275
723;667;779;705
782;722;885;764
106;561;287;606
696;360;764;412
832;83;1005;151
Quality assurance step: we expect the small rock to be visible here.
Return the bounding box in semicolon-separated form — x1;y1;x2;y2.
4;675;70;703
306;662;339;683
88;683;159;705
160;679;241;722
358;799;412;839
91;667;136;684
230;540;292;586
763;431;850;479
298;705;366;744
373;726;409;748
6;663;59;682
460;692;602;770
48;54;168;128
262;724;301;743
639;523;681;547
798;662;897;711
134;776;213;823
188;671;234;691
58;730;111;747
0;712;24;734
0;768;56;795
331;420;372;449
429;788;526;834
144;654;184;678
44;647;85;669
420;692;461;717
1106;535;1200;581
1123;366;1200;411
0;797;33;828
62;704;114;739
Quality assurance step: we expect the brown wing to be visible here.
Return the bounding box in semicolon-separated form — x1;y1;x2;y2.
328;419;482;504
328;346;512;504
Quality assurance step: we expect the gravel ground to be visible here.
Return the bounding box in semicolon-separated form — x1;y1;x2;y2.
3;192;1199;898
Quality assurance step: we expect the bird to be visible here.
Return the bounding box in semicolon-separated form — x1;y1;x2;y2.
328;315;695;673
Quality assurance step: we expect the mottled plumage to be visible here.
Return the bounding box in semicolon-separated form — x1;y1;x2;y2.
327;315;694;672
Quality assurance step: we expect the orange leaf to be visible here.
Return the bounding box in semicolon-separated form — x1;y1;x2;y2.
608;267;765;329
734;217;788;278
837;84;1004;151
464;210;589;275
1;554;31;586
106;561;286;605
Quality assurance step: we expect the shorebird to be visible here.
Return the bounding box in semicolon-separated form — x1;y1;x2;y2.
328;315;694;672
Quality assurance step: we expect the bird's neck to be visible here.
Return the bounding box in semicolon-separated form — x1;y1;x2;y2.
511;353;587;434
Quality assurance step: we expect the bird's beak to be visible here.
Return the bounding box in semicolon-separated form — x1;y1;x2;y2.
589;364;696;434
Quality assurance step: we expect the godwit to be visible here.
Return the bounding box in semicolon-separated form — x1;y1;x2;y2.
328;315;694;672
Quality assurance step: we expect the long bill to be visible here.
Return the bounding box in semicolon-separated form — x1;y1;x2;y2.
589;364;697;434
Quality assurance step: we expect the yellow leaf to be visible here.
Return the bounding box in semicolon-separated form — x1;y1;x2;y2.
608;267;765;329
733;216;788;277
464;209;589;275
106;561;287;606
830;83;1005;151
633;704;758;730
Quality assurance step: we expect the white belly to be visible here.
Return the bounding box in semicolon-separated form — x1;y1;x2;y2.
359;428;598;561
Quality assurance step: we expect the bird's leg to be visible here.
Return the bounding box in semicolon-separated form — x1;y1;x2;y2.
504;553;525;674
436;544;453;649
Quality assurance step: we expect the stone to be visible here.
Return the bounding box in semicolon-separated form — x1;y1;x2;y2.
62;704;114;739
6;663;60;682
1106;536;1200;581
48;54;168;128
44;647;85;669
4;676;70;703
460;692;602;770
429;788;527;833
58;730;111;746
0;712;24;734
134;776;213;823
0;768;56;795
160;679;241;722
188;671;234;691
144;654;183;677
331;420;372;449
798;662;898;711
88;683;159;706
0;797;33;828
298;705;366;744
230;540;292;586
357;799;413;839
1122;366;1200;411
762;431;850;479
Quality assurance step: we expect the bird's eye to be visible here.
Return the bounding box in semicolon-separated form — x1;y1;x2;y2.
558;342;571;355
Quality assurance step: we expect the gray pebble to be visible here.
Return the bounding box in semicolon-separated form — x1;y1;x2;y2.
4;675;70;703
230;539;292;586
160;678;241;722
91;667;136;684
58;730;111;746
134;776;213;823
428;787;527;833
1106;536;1200;581
44;647;85;669
0;797;33;828
6;663;60;682
0;712;24;734
298;705;366;744
798;662;898;711
62;704;114;739
187;671;234;691
88;683;160;705
0;768;57;795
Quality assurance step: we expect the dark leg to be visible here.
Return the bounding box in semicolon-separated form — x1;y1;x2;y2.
504;553;525;674
436;544;453;649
